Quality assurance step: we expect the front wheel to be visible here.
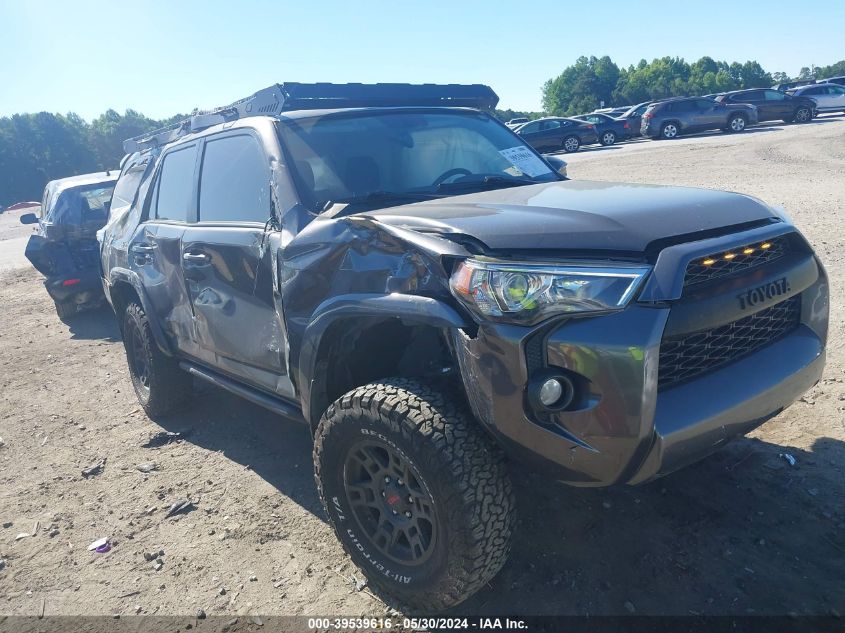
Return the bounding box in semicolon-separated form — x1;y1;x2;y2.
793;107;812;123
599;130;617;146
314;379;515;611
727;114;747;132
562;135;581;153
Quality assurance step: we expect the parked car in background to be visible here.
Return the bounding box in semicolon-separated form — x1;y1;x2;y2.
772;80;815;92
715;88;816;123
514;117;597;153
593;106;630;117
616;101;651;137
20;171;118;319
820;76;845;86
506;117;529;127
572;112;632;145
641;97;758;140
787;83;845;114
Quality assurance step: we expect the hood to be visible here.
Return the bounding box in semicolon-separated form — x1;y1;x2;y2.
361;180;779;254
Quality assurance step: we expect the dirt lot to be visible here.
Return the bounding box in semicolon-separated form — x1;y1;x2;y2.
1;118;843;619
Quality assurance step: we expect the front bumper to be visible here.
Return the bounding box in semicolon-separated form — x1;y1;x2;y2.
452;227;828;487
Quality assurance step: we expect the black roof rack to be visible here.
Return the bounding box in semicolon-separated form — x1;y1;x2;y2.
123;83;499;154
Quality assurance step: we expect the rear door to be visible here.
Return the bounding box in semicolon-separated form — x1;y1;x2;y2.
179;129;289;394
130;142;199;356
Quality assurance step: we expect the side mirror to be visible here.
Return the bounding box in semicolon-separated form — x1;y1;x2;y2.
543;154;568;178
19;212;39;225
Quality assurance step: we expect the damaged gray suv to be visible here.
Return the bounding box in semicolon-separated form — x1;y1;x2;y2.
99;83;829;610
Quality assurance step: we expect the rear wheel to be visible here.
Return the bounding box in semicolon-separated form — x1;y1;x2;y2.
314;379;514;611
53;299;78;321
727;113;747;132
599;130;617;146
122;302;191;416
562;135;581;153
660;122;679;139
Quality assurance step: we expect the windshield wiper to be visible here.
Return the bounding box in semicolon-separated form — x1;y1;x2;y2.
336;190;441;205
435;175;537;193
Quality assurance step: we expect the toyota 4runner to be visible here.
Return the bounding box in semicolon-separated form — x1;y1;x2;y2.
100;83;828;610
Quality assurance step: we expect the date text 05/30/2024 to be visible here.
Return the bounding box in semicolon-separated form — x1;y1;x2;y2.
307;617;528;630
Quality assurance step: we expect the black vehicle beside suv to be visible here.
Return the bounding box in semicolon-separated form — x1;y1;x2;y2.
572;112;633;145
21;171;117;319
715;88;816;123
641;96;759;139
100;83;828;610
514;116;597;153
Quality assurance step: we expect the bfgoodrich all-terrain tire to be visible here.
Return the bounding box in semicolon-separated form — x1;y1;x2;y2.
314;378;515;611
122;302;192;417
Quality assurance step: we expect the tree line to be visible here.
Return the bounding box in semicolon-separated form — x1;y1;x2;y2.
0;110;183;207
541;56;845;117
2;56;844;206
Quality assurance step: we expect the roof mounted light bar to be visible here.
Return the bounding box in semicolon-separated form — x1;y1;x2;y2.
123;83;499;154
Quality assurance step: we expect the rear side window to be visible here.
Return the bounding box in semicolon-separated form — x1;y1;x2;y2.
763;90;786;101
112;162;147;209
153;145;197;222
198;134;271;223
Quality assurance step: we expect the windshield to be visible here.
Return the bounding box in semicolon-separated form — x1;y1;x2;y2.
277;110;557;210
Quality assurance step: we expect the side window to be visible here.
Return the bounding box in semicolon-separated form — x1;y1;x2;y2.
539;120;561;131
198;134;271;223
519;122;540;134
153;145;197;222
763;90;785;101
694;99;715;109
803;87;824;96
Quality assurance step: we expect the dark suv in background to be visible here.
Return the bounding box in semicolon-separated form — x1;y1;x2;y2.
715;88;816;123
641;96;758;139
100;83;827;611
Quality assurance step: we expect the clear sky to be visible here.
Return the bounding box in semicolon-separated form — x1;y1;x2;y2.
1;0;843;120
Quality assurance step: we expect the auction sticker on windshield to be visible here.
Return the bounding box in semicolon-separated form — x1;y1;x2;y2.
499;146;553;177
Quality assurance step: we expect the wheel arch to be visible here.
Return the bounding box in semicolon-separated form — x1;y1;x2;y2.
298;294;470;431
107;268;173;355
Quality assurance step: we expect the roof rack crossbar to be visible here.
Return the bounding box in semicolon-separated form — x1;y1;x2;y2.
123;83;498;154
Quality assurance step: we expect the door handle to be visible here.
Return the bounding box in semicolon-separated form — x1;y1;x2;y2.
130;242;154;264
183;252;211;264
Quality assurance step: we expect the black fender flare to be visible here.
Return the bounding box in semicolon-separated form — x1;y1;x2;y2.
298;293;469;426
107;267;174;356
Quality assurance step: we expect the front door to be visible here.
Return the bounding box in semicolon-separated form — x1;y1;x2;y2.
180;130;291;396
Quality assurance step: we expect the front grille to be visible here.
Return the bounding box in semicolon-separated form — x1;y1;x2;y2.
658;295;801;389
684;236;788;288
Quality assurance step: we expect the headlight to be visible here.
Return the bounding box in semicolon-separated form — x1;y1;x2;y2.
449;258;650;324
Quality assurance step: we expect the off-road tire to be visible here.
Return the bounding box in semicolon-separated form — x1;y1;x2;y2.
122;302;191;417
314;378;514;611
53;299;78;321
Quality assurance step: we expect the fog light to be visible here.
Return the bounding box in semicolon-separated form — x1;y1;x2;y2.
539;378;564;406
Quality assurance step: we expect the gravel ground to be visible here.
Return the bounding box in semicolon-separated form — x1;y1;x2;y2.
0;117;843;618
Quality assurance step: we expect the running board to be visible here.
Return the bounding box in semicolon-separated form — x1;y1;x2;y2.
179;361;305;424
